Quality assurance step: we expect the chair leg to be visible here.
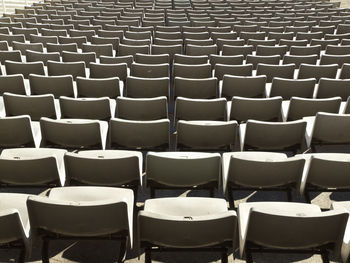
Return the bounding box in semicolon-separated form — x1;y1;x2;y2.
321;249;330;263
18;248;25;263
42;239;50;263
245;248;253;263
286;188;292;202
145;248;152;263
150;188;155;199
118;237;127;263
304;191;311;203
221;248;228;263
209;188;215;198
228;188;234;209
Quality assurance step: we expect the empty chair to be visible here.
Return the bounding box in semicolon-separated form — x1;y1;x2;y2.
174;54;208;65
64;150;142;190
298;64;338;82
0;50;22;64
173;63;211;79
62;51;96;68
100;55;134;68
0;34;25;47
12;41;43;56
223;152;305;208
340;63;350;79
82;43;113;58
145;151;221;196
27;186;134;263
130;63;169;78
176;120;238;151
238;202;348;263
270;78;316;100
174;77;218;99
222;75;266;99
76;77;121;99
40;118;108;150
229;96;282;123
0;75;26;95
126;76;169;98
90;63;127;81
222;45;254;59
47;43;78;55
241;120;307;153
135;53;169;64
209;54;244;69
320;54;350;68
256;64;295;83
290;45;321;58
4;93;57;121
5;61;44;79
29;74;74;98
298;154;350;203
326;45;350;55
282;55;318;68
256;45;288;58
116;97;167;121
109;118;170;150
60;97;112;121
29;34;58;48
214;64;253;81
0;193;35;263
306;113;350;152
139;197;236;262
26;50;60;66
0;148;66;186
186;44;218;56
285;97;341;121
0;116;36;148
47;61;86;80
317;78;350;101
246;55;280;70
175;97;226;122
118;44;149;57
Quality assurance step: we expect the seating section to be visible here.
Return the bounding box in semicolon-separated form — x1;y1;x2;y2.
3;0;350;262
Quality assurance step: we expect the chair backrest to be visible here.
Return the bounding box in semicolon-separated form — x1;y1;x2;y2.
135;53;169;64
27;186;133;240
0;115;35;148
76;76;121;99
130;62;169;78
173;63;212;79
256;63;295;83
311;113;350;146
89;62;128;81
62;51;96;68
26;50;60;66
109;118;170;150
29;74;74;98
59;97;112;121
173;54;208;65
5;61;44;79
230;96;282;122
116;96;168;120
0;50;22;64
126;76;169;98
47;61;86;80
174;77;218;99
239;202;348;259
298;64;338;82
40;118;106;149
270;77;316;100
175;97;227;121
64;150;142;186
0;148;66;186
222;75;266;98
176;120;238;150
286;97;342;121
146;151;221;187
3;93;56;121
0;74;26;95
243;120;307;151
223;152;305;191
